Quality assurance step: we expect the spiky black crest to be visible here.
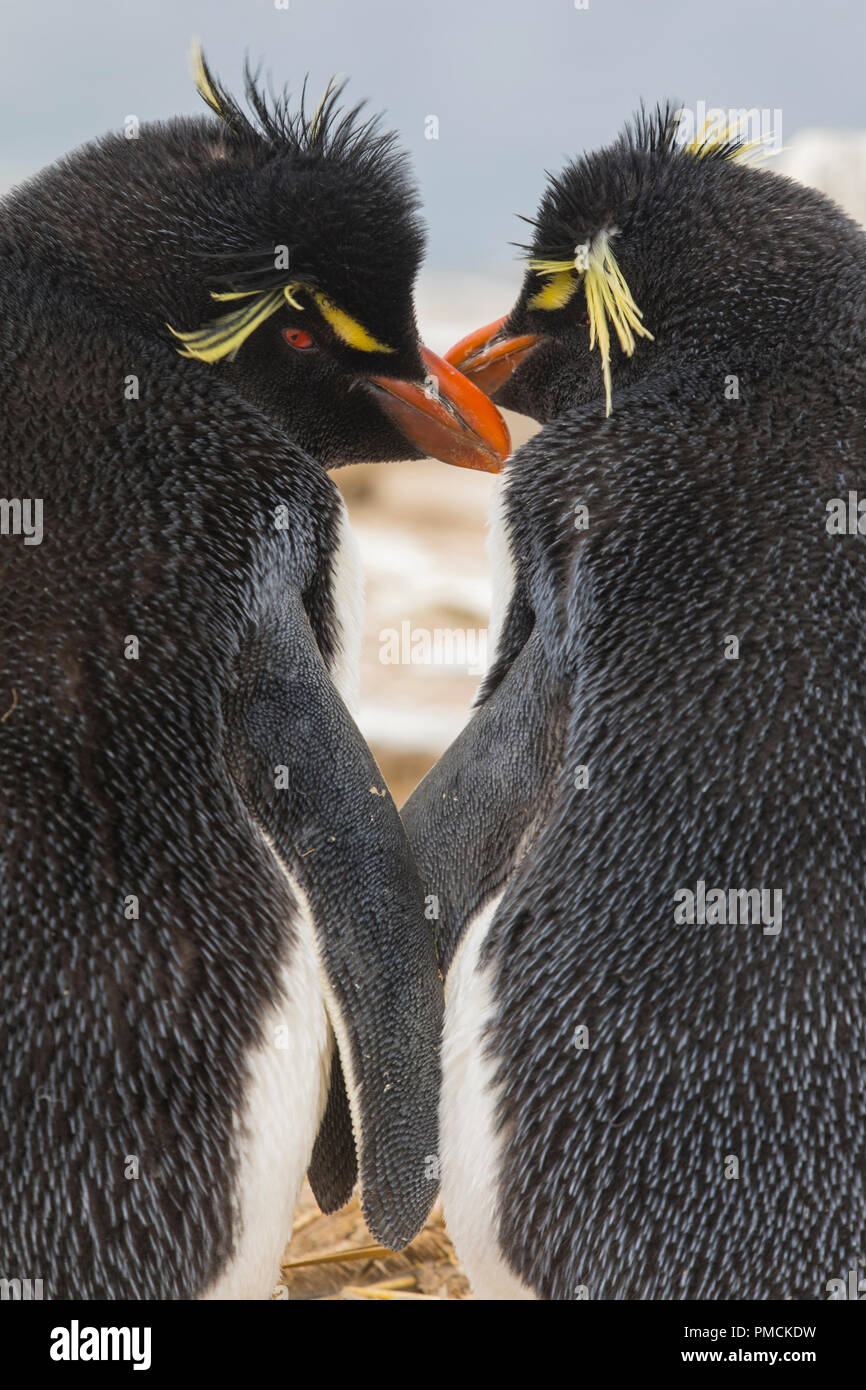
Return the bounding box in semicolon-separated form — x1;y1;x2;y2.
179;46;425;351
520;99;771;266
193;46;410;185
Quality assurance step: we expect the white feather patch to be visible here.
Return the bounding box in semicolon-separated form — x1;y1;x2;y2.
259;839;365;1182
441;893;536;1299
200;830;365;1302
201;876;331;1300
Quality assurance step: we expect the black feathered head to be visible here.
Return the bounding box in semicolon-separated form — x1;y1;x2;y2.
166;46;510;470
169;47;424;366
444;101;860;424
4;45;509;472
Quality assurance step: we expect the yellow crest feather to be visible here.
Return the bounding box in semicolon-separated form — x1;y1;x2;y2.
527;231;653;416
310;292;395;353
688;113;781;165
168;284;394;363
190;40;225;120
527;271;580;311
168;289;286;363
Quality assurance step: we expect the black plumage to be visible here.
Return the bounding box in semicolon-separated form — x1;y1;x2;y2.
405;104;866;1299
0;57;445;1298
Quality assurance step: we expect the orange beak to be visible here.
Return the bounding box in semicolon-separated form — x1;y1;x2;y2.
445;316;541;397
370;346;511;473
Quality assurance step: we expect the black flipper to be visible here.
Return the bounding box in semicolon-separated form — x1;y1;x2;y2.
402;627;569;972
224;589;442;1249
308;1048;357;1213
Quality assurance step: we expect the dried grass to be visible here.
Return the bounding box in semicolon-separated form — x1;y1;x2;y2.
274;1180;470;1301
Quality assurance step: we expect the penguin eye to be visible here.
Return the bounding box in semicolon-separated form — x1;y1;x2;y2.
284;327;315;352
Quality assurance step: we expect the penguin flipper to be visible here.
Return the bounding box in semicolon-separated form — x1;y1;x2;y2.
224;589;442;1249
403;628;567;971
307;1048;357;1213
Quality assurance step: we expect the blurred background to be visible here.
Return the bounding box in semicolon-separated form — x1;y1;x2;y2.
2;0;864;798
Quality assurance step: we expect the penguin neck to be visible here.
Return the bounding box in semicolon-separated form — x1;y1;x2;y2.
1;118;247;344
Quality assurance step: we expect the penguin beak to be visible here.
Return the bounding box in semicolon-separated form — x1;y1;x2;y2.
369;346;511;473
445;316;541;397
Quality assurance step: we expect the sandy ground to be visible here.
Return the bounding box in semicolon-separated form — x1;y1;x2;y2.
277;1182;471;1301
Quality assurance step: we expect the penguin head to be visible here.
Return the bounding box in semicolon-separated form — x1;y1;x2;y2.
445;102;853;423
161;50;509;471
9;47;508;473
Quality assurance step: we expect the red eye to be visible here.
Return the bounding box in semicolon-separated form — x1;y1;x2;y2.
284;327;314;351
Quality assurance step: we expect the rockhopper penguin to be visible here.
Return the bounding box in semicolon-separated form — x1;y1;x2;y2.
404;105;866;1299
0;50;509;1299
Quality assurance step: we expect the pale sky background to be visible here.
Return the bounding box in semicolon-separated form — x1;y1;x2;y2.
1;0;863;280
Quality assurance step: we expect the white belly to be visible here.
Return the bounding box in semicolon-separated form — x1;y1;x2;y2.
440;894;536;1300
201;888;331;1300
441;479;535;1298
